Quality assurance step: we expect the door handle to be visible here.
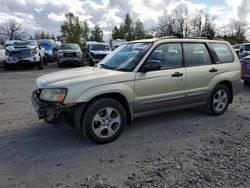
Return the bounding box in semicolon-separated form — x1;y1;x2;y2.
171;72;183;77
209;68;218;72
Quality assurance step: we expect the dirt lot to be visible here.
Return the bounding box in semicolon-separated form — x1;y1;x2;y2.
0;63;249;188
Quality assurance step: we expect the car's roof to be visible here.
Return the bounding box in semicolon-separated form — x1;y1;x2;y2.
62;43;79;45
130;37;226;44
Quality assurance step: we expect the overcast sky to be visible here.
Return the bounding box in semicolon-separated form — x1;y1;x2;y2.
0;0;249;40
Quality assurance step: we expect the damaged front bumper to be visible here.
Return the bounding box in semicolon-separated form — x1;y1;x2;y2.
31;90;63;124
5;55;40;64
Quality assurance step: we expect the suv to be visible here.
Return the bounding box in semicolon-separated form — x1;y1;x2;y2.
57;43;83;67
32;37;242;144
88;43;111;66
4;40;45;70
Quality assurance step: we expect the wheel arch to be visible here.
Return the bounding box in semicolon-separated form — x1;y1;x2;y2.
216;80;233;103
74;92;133;131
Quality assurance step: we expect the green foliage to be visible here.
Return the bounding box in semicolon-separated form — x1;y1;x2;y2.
90;25;103;42
111;13;149;41
60;13;89;45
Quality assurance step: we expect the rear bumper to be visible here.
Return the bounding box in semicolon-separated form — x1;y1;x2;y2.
232;80;244;95
31;90;61;124
58;57;82;64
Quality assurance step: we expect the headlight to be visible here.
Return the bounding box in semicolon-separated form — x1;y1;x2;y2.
31;48;39;55
39;88;67;102
58;52;63;56
77;52;82;57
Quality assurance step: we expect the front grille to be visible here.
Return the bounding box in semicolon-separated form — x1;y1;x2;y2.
10;50;32;58
63;53;76;57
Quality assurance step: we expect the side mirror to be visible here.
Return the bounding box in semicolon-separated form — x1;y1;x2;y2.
38;45;41;50
240;48;243;52
142;60;161;72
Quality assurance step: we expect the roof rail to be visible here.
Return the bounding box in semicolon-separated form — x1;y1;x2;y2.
156;34;224;41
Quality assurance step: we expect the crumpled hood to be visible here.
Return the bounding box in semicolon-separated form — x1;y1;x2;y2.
36;67;132;89
7;45;35;52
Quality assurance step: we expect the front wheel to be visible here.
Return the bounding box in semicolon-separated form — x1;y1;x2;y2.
80;98;126;144
207;84;230;115
37;57;44;70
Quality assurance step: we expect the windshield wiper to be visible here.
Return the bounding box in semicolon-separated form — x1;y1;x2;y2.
100;64;115;70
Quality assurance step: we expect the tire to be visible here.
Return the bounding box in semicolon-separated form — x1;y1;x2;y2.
207;84;230;115
80;98;126;144
3;63;11;71
44;58;48;66
58;63;62;68
244;80;250;85
37;57;44;70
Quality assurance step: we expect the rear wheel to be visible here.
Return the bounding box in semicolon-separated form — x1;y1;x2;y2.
80;98;126;144
244;80;250;85
207;84;230;115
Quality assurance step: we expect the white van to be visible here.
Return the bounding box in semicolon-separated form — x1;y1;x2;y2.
239;43;250;58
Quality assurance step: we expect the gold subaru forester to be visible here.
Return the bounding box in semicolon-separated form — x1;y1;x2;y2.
32;37;243;144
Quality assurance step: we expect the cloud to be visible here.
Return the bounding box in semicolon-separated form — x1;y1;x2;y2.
0;0;249;40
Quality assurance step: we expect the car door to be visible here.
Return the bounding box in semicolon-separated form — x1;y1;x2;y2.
183;43;219;103
134;43;186;113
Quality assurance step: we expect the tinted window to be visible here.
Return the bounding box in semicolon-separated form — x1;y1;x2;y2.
90;44;110;51
244;44;250;51
60;44;80;50
147;43;182;70
183;43;212;67
210;43;234;63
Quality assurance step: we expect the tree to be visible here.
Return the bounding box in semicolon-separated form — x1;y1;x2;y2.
155;9;216;38
0;19;22;40
60;13;83;44
90;25;103;42
134;20;147;40
82;21;89;41
112;25;125;39
124;13;134;41
34;30;51;40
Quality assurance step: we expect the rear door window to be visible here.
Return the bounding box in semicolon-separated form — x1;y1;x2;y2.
210;43;234;63
183;43;212;67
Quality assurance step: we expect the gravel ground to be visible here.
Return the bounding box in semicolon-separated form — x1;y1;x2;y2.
0;63;249;188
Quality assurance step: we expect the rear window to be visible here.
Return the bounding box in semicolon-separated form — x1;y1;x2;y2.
210;43;234;63
245;45;250;51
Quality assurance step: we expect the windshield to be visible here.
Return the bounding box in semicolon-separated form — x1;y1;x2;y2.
90;44;110;51
39;42;52;51
14;41;36;47
245;45;250;51
60;44;79;50
98;42;152;72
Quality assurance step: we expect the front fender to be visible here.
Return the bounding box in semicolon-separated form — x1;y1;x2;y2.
75;82;135;103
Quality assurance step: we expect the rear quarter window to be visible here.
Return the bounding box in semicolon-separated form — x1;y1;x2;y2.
210;43;234;63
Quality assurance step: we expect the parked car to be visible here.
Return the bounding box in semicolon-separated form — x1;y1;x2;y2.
4;40;45;70
57;43;83;67
111;39;127;50
232;44;240;57
37;39;58;63
0;45;5;63
89;43;111;66
85;41;97;58
240;55;250;84
239;43;250;59
32;37;242;144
